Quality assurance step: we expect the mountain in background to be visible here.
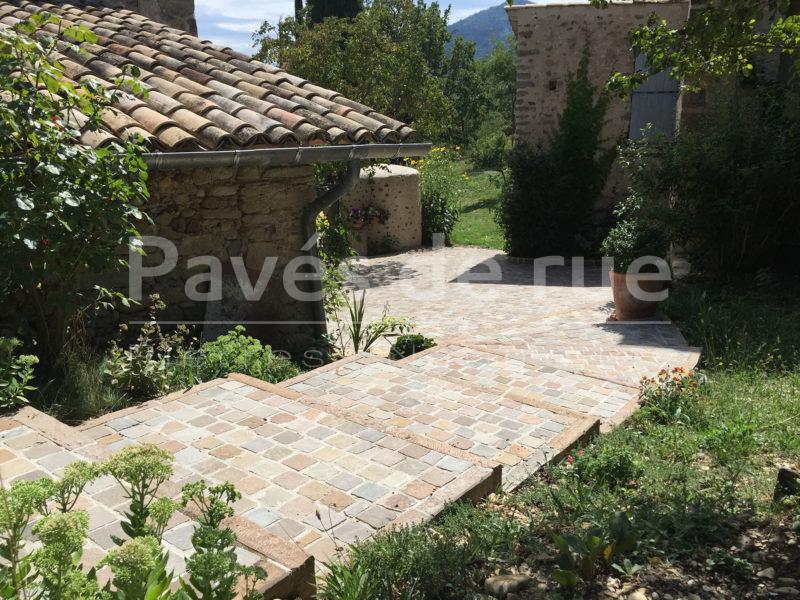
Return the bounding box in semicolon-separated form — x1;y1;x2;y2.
448;1;530;58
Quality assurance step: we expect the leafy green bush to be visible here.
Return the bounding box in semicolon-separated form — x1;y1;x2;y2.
415;147;464;246
637;367;705;425
0;13;148;367
467;113;509;173
0;337;38;410
104;296;197;401
0;446;263;599
573;441;643;488
198;326;299;383
181;481;265;600
388;334;435;360
319;501;530;600
324;524;478;600
497;52;615;257
316;209;355;317
617;83;800;276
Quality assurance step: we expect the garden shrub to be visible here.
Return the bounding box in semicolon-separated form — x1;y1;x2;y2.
468;112;510;173
599;141;671;272
324;524;478;600
198;325;299;383
637;367;705;425
573;438;643;488
618;82;800;276
388;333;435;360
497;52;615;257
415;147;464;246
316;209;355;317
104;296;197;401
0;337;38;410
0;14;149;368
319;502;530;600
0;445;264;599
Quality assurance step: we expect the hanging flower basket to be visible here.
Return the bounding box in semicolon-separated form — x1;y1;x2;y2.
348;205;389;229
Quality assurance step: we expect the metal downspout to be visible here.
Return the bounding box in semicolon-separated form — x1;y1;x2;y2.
302;160;362;340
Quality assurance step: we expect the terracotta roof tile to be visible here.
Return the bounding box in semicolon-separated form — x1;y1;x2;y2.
1;0;416;151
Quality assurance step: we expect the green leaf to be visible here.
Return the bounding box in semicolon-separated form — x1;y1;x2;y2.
15;196;34;210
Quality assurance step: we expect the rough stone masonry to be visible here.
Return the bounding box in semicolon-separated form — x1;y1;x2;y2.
116;164;319;354
507;1;690;204
90;0;197;34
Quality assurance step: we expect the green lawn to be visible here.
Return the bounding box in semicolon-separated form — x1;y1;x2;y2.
450;168;505;250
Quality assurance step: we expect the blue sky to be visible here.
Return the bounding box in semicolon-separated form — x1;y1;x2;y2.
194;0;516;54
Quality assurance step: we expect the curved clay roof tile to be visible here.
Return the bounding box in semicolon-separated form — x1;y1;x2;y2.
1;0;414;150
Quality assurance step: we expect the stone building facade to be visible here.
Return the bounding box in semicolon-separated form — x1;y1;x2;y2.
507;1;690;203
92;0;197;34
124;165;318;353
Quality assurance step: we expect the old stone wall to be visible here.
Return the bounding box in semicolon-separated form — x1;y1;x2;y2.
81;0;197;34
341;165;423;256
116;164;318;352
508;1;690;203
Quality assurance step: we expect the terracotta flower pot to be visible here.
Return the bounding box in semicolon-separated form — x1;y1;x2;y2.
610;270;668;321
350;219;365;230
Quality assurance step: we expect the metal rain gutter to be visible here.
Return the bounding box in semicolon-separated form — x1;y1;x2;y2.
143;143;432;170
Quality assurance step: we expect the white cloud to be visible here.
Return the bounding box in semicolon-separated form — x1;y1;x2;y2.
216;21;264;33
195;0;293;23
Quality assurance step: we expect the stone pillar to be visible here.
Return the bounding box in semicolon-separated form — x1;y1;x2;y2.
340;165;422;256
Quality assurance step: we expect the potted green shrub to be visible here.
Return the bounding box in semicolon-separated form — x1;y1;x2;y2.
601;217;670;321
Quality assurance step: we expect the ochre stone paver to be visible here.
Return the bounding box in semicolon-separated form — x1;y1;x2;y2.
340;248;700;387
4;248;700;599
78;378;497;562
285;353;598;488
403;342;638;421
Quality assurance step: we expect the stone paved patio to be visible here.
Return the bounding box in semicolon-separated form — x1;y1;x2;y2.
0;247;700;599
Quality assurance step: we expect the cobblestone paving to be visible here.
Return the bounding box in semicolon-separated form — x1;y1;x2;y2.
342;248;700;387
403;343;638;420
78;378;496;563
285;353;597;488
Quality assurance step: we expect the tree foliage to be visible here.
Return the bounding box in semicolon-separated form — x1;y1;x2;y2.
307;0;363;23
609;84;800;276
477;37;517;131
254;1;517;147
0;13;149;366
442;36;482;144
255;0;454;139
591;0;800;93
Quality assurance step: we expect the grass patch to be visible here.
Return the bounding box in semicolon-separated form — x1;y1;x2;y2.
449;167;505;250
665;278;800;371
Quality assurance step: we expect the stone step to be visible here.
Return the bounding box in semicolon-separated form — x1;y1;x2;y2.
399;342;643;426
281;353;599;489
